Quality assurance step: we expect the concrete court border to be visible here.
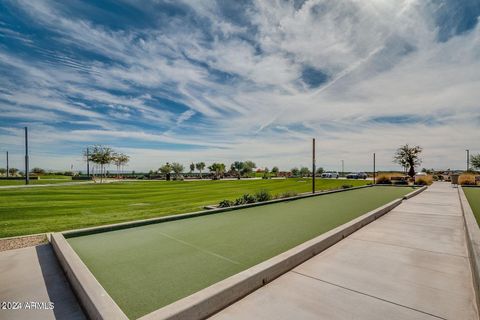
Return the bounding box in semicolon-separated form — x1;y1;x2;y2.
51;185;426;320
459;186;480;313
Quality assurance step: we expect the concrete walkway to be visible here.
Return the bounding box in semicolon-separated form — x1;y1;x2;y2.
211;183;479;320
0;244;85;320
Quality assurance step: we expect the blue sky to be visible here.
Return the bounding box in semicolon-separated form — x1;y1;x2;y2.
0;0;479;172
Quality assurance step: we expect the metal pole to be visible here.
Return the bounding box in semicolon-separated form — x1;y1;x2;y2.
341;160;344;177
312;138;316;194
87;148;90;177
25;127;29;185
6;151;9;178
373;153;376;184
467;149;470;171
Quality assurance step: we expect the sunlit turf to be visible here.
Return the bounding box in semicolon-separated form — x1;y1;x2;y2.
0;178;368;237
464;187;480;225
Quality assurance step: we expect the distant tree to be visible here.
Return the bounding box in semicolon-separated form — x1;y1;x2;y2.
159;163;172;180
393;144;423;178
0;168;6;176
231;161;244;179
89;146;114;182
208;163;226;179
263;167;270;179
195;162;206;179
8;168;19;176
271;166;279;177
471;154;480;170
241;160;256;177
291;167;299;177
316;167;324;175
189;162;195;173
171;162;184;178
114;153;130;177
299;167;310;177
32;167;45;175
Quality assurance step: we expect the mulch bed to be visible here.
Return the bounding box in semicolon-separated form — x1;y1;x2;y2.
0;234;48;252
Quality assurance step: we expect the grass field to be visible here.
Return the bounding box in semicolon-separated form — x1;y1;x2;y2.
0;178;74;186
68;186;414;319
464;187;480;225
0;178;368;238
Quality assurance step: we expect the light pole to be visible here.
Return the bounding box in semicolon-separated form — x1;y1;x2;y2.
466;149;470;171
373;153;376;184
341;160;344;177
25;127;29;185
6;151;9;178
86;147;90;177
312;138;316;194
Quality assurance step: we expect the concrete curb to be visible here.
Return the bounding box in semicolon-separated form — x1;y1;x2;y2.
63;185;373;238
458;187;480;312
403;185;428;199
51;233;128;320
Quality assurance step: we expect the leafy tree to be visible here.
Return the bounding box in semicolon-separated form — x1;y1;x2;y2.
393;144;423;178
195;162;206;178
114;153;130;177
231;161;244;179
291;167;299;177
89;146;114;182
190;162;195;173
8;168;19;176
0;168;6;176
171;162;184;178
271;166;279;176
32;167;45;175
471;154;480;170
316;167;324;175
241;160;256;177
299;167;310;177
159;163;172;180
208;163;226;179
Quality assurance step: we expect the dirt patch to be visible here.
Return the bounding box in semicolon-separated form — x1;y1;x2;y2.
0;234;48;252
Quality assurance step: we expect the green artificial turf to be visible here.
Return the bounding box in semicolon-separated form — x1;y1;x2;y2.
0;179;368;237
68;186;413;319
464;187;480;225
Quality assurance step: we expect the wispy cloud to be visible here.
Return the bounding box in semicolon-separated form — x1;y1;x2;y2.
0;0;479;171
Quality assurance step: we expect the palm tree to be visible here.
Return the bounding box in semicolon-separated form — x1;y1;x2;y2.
195;162;205;179
189;163;195;173
393;144;423;178
208;163;226;180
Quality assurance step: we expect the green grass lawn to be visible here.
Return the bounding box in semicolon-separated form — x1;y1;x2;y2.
464;187;480;225
0;179;368;237
68;186;414;319
0;177;74;186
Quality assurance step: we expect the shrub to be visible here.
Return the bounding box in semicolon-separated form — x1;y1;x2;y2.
432;175;439;181
415;178;429;186
341;184;353;189
376;176;391;184
415;175;432;185
255;189;272;202
393;180;408;185
218;200;233;208
234;194;256;205
459;174;476;186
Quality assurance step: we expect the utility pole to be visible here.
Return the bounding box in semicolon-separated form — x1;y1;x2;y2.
25;127;29;185
466;149;470;172
373;153;376;184
6;151;9;178
312;138;316;194
86;147;90;177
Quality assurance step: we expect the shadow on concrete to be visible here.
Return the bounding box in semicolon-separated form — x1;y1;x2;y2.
35;244;86;320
